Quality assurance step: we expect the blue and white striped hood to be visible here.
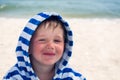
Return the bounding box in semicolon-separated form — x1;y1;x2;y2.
3;12;86;80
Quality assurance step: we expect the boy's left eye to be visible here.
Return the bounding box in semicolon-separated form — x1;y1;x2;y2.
54;39;63;43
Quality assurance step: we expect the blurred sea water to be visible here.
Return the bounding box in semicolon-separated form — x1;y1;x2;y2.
0;0;120;18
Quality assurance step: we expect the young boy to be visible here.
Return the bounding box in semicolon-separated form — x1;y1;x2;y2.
3;12;86;80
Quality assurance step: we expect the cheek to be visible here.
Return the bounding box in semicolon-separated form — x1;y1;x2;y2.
29;43;43;54
56;44;64;55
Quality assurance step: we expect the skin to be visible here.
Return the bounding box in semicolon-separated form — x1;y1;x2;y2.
29;21;65;80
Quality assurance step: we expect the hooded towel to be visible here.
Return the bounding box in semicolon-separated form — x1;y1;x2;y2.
3;12;86;80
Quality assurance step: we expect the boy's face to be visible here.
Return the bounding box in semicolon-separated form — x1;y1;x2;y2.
29;22;64;66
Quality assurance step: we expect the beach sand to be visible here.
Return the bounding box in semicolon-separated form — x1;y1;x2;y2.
0;17;120;80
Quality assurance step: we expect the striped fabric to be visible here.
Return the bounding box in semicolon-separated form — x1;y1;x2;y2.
3;12;86;80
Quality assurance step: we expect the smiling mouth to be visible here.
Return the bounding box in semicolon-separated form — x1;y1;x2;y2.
43;53;55;56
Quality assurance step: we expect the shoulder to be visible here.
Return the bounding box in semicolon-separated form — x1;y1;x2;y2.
60;65;86;80
3;64;37;80
3;64;24;80
3;64;19;79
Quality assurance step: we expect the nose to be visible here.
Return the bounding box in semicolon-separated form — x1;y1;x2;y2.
46;41;54;50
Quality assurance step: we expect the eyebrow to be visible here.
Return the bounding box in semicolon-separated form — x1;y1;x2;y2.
37;34;64;39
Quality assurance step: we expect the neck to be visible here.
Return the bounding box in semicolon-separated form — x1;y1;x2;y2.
35;65;55;80
30;57;55;80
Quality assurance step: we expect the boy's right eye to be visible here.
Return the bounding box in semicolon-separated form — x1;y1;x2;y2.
39;39;45;42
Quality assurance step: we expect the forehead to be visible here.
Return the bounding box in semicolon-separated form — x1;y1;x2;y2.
41;20;63;29
36;20;64;32
33;21;64;36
